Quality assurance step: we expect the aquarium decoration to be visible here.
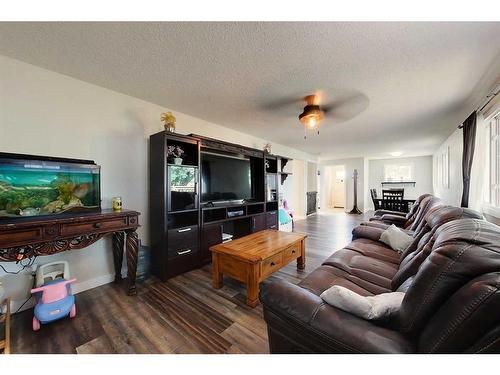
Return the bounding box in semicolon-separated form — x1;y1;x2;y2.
0;153;101;218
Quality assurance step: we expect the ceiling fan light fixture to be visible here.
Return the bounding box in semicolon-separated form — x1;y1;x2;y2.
299;104;324;130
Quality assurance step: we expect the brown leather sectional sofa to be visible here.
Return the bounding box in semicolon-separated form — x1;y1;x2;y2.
260;196;500;353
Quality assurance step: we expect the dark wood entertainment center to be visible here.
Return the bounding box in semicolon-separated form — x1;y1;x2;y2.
149;131;292;281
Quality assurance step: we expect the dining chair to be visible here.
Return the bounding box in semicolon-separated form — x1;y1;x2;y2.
370;189;381;210
382;189;404;212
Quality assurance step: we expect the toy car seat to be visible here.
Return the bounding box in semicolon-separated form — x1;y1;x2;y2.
31;278;76;331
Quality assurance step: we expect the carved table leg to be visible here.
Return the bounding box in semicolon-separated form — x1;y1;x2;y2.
125;229;139;296
112;232;125;283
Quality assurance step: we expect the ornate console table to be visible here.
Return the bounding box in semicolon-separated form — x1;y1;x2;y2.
0;209;140;295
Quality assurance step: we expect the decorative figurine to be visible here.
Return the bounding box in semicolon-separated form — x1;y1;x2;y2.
263;142;272;154
167;145;184;165
161;111;176;133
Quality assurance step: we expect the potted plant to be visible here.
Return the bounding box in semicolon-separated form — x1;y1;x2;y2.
161;112;176;133
167;145;184;165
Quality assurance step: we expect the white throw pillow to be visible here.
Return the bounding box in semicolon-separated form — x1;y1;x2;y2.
320;285;405;320
379;224;413;253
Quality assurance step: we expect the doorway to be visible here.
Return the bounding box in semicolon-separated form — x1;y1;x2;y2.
324;165;346;210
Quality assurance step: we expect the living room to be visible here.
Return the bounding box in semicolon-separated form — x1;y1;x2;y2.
1;1;500;372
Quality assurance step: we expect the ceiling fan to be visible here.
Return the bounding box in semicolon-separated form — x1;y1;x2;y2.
263;90;369;139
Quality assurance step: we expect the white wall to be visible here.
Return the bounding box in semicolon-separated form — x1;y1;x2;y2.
319;157;366;212
306;162;318;192
292;160;307;219
433;129;463;206
0;55;317;309
367;156;433;210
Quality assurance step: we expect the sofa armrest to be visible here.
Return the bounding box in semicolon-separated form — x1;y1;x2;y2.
260;280;414;353
374;209;406;217
379;214;408;227
352;225;384;241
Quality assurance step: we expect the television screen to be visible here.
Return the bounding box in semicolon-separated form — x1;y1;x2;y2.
201;152;252;202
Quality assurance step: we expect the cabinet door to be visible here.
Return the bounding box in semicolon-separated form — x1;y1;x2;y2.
168;166;198;212
200;224;223;264
252;214;266;233
266;211;278;229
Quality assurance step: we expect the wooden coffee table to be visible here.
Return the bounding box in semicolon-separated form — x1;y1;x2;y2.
210;230;307;307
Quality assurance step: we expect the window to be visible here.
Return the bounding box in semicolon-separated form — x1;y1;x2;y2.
437;146;450;189
384;163;413;182
490;113;500;207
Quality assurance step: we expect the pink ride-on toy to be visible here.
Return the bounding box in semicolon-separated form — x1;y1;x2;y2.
30;278;77;331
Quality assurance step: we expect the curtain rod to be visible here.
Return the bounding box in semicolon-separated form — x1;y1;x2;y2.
458;86;500;129
477;88;499;112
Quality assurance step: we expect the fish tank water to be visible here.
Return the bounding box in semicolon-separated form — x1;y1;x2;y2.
0;153;101;218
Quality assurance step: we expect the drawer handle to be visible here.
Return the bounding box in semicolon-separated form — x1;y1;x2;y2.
269;212;276;215
177;227;192;233
292;250;296;254
93;223;102;229
270;262;276;266
177;249;192;255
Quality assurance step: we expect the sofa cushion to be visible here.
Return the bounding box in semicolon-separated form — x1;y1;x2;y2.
380;224;413;253
323;249;398;282
298;265;376;296
321;285;405;320
345;238;401;264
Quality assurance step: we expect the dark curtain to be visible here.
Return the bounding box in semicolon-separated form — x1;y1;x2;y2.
460;111;477;208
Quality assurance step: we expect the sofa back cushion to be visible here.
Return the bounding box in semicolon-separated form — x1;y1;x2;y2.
408;196;442;232
392;206;483;290
404;194;433;228
398;219;500;336
418;272;500;353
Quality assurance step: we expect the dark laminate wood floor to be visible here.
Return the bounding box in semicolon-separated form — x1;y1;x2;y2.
11;210;371;354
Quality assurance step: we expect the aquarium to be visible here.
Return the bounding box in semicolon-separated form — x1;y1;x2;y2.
0;153;101;218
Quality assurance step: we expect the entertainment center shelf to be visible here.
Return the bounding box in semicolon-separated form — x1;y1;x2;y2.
202;202;265;225
149;131;292;281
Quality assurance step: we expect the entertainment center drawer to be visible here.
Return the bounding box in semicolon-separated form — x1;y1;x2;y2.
168;225;199;250
167;245;199;259
60;218;127;236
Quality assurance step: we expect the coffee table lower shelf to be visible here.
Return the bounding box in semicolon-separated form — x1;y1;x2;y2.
210;232;306;307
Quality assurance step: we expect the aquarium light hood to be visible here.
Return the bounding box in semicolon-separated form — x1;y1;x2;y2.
24;163;61;170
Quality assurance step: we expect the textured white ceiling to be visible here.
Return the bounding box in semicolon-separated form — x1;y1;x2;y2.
1;22;499;159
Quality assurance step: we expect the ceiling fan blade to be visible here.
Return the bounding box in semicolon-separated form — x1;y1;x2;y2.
261;96;303;111
322;92;369;122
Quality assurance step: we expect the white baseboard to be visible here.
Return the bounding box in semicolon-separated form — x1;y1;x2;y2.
8;272;118;314
71;273;116;294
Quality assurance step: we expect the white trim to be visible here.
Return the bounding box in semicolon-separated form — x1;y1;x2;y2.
9;272;117;313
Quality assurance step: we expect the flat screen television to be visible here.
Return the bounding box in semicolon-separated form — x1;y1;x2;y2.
201;152;252;203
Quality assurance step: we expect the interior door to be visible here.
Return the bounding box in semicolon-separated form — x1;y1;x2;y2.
333;173;345;208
